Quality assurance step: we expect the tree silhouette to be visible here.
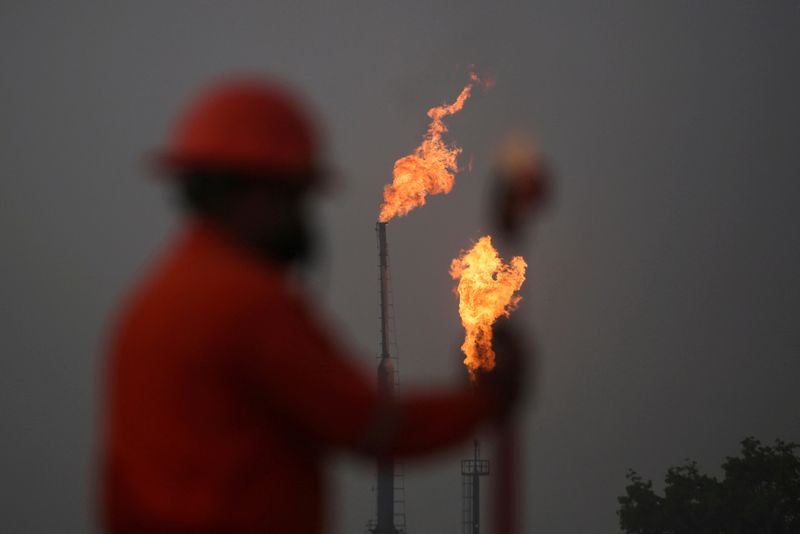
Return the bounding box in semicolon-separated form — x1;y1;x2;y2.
618;437;800;533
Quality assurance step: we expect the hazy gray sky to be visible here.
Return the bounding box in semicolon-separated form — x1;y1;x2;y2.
2;2;799;532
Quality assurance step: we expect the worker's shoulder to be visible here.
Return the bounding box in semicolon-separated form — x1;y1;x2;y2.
126;224;293;320
171;223;291;305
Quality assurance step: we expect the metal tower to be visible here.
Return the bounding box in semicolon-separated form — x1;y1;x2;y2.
368;222;406;534
461;440;490;534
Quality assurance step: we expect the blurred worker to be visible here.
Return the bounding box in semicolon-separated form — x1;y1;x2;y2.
101;77;524;534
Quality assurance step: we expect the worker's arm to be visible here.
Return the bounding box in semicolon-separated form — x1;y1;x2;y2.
240;290;505;457
368;320;524;458
365;386;495;459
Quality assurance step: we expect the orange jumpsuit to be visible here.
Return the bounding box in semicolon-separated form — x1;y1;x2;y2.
102;220;493;533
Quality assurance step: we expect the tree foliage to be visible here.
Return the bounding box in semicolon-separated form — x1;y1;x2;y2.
618;437;800;533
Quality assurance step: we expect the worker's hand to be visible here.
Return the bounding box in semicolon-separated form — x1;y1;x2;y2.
477;318;528;421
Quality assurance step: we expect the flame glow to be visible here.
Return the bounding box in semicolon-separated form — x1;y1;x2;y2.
378;72;483;222
450;236;527;379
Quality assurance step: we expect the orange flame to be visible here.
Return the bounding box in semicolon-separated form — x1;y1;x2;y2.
378;72;484;222
450;236;527;380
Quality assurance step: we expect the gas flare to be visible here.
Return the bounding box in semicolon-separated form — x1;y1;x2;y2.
378;72;485;222
450;236;526;379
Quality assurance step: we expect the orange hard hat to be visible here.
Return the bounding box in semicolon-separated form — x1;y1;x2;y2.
158;77;322;183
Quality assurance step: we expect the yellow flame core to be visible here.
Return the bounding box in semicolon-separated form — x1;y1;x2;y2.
450;236;527;379
378;73;481;222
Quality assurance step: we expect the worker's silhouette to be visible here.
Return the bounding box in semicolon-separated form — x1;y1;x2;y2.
101;78;523;533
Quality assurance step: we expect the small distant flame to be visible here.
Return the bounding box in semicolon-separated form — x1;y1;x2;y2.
450;236;527;380
378;71;485;222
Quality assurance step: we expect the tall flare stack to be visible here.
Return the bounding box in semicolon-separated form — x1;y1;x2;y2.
372;222;402;534
371;71;484;534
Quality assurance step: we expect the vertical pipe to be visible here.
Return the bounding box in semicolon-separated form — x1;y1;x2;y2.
375;222;396;534
472;441;480;534
377;222;391;360
494;421;518;534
